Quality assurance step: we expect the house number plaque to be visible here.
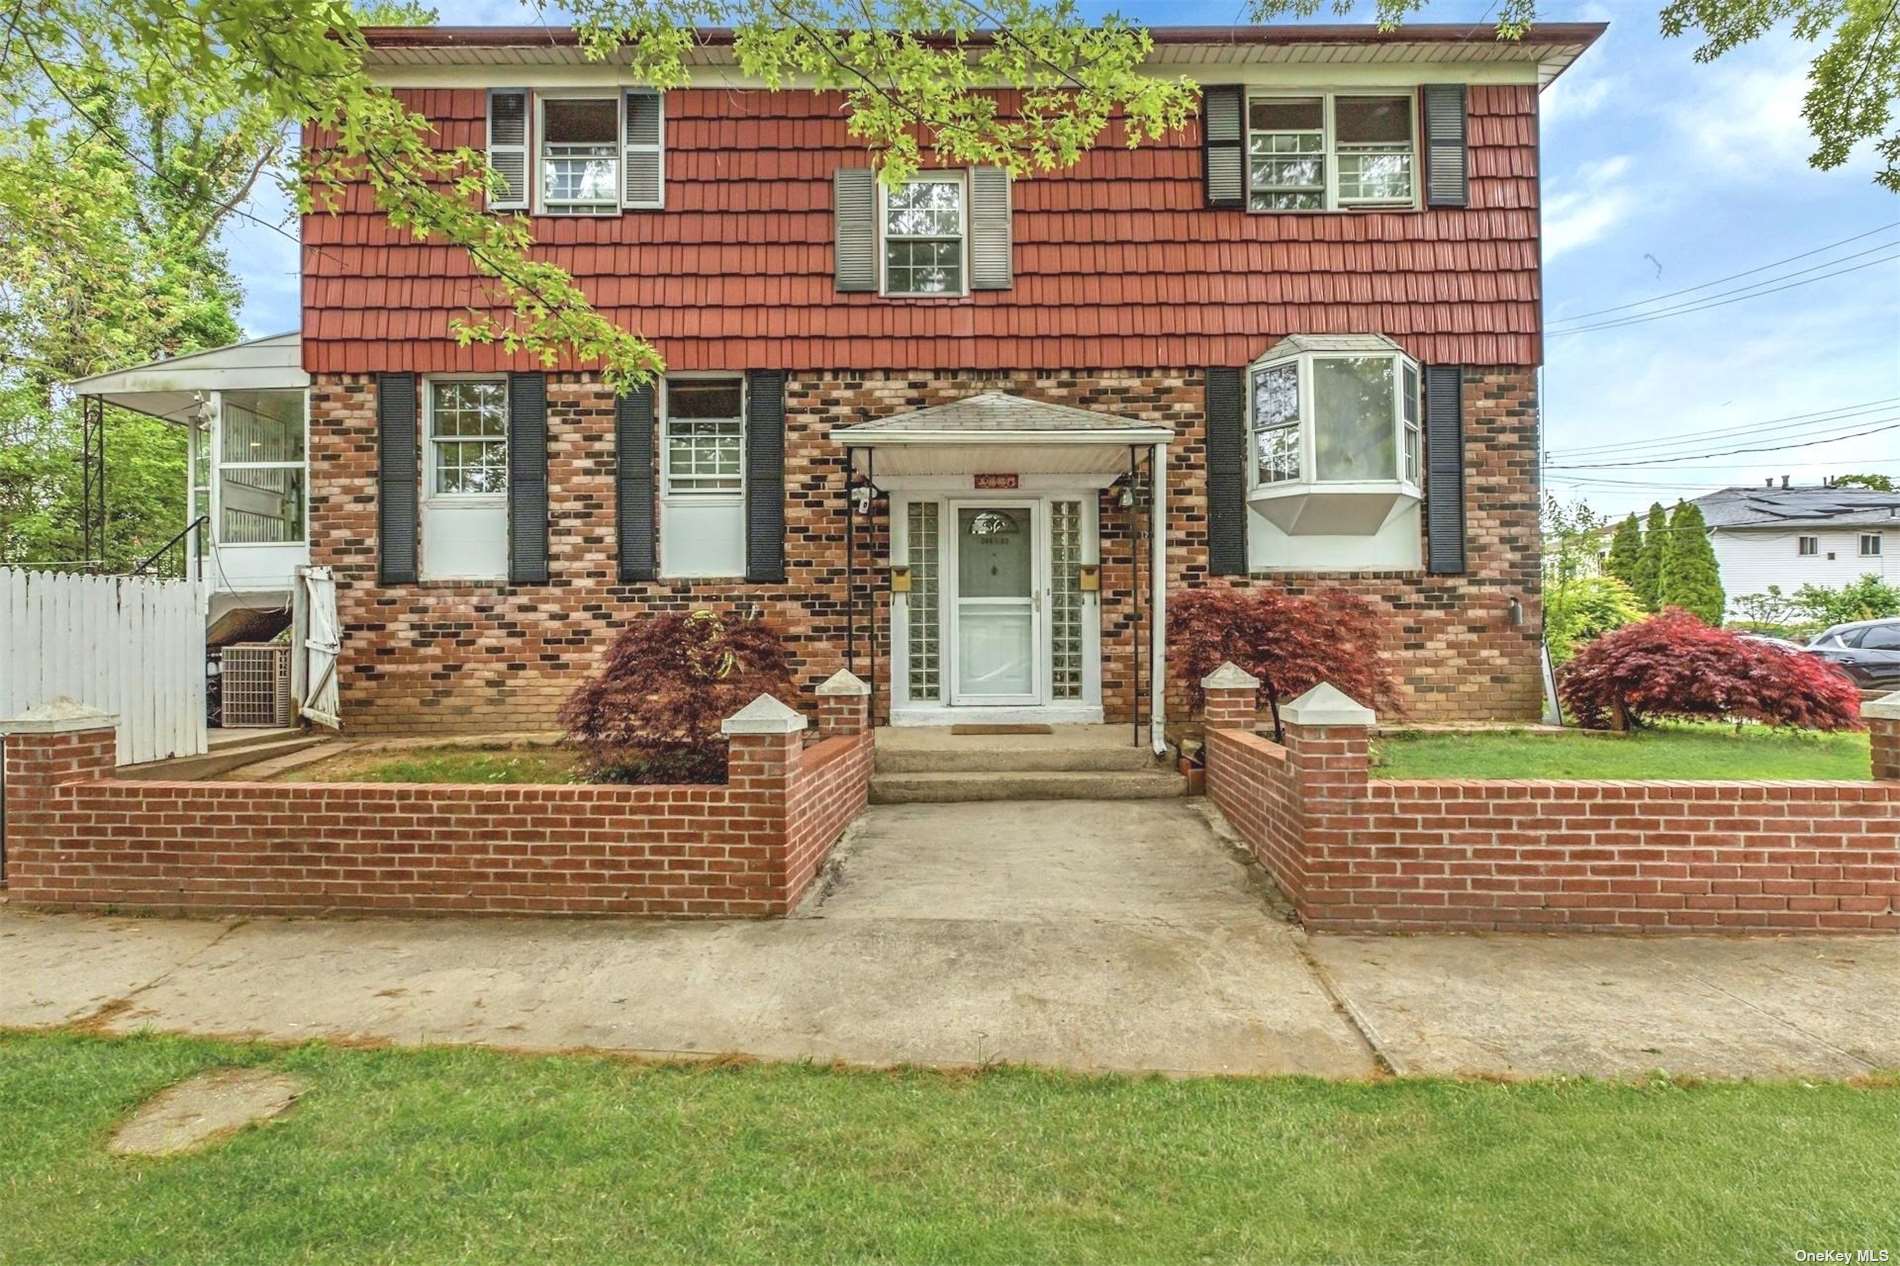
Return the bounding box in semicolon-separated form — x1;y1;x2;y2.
973;473;1019;490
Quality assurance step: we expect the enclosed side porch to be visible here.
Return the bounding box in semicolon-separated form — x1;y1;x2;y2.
836;392;1171;753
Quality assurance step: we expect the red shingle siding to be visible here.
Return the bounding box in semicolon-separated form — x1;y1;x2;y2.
302;85;1543;373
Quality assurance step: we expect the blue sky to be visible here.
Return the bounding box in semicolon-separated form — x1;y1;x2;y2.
226;0;1900;518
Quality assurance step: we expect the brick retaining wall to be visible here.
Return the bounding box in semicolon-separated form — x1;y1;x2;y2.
1;684;871;919
1203;672;1900;934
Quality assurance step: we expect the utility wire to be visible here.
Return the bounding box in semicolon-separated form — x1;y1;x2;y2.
1546;419;1900;469
1547;251;1900;336
1547;221;1900;324
1546;398;1900;460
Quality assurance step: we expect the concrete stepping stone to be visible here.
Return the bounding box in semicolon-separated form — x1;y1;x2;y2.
109;1068;304;1157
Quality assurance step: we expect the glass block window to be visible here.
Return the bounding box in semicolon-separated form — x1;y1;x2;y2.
1050;500;1085;700
906;501;942;701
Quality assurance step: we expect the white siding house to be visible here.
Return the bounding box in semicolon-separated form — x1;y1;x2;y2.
1693;486;1900;599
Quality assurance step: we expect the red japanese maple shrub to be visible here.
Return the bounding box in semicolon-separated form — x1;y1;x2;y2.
1169;586;1403;739
1559;609;1861;731
560;610;794;783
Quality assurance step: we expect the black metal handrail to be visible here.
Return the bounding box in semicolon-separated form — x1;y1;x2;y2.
132;515;208;578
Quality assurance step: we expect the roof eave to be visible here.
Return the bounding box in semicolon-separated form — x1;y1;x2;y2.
835;427;1175;445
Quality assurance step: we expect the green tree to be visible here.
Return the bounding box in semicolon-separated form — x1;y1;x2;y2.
1632;503;1669;612
1658;500;1725;624
1546;574;1646;664
1833;473;1896;492
1604;513;1643;594
1792;573;1900;625
1255;0;1900;194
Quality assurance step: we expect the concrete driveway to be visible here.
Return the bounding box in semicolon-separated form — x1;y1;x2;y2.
3;798;1897;1078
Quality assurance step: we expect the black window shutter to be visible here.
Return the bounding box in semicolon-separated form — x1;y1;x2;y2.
376;373;418;584
616;383;657;582
744;370;787;583
1424;365;1467;575
507;372;549;585
1204;367;1248;576
1422;84;1469;208
1202;86;1246;209
833;168;877;292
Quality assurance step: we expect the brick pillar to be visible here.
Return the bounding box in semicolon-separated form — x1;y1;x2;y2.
1868;693;1900;782
1;698;118;888
1278;683;1375;928
814;668;871;740
720;693;809;912
1201;661;1261;731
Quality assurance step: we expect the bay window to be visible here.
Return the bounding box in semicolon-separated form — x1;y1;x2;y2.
1247;334;1422;536
1248;93;1417;212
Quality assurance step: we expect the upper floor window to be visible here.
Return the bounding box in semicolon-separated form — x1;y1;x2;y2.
1248;93;1416;212
883;173;965;296
1862;533;1884;557
1799;535;1820;556
488;89;663;214
540;97;620;214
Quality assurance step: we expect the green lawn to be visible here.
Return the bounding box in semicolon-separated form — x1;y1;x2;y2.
279;745;581;784
3;1033;1896;1264
1373;723;1873;781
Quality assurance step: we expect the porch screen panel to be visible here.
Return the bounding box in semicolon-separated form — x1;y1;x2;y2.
1050;500;1084;700
906;501;942;702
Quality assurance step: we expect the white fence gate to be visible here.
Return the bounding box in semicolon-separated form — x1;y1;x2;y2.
0;568;207;766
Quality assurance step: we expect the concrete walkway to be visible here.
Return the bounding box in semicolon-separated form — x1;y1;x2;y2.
3;799;1896;1078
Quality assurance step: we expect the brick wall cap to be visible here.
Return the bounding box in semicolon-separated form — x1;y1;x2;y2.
1282;681;1376;728
1863;691;1900;721
1202;662;1262;691
721;694;810;735
0;696;118;735
815;669;871;697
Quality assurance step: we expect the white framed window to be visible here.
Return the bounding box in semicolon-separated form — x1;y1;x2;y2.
1248;93;1417;212
427;379;508;496
217;389;306;545
1248;343;1420;491
1862;533;1884;557
660;377;747;578
1799;535;1820;556
881;172;966;296
663;379;744;495
538;95;621;215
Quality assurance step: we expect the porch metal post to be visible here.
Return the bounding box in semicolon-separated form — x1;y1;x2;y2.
1150;440;1168;756
844;448;855;675
867;447;877;724
1129;445;1140;748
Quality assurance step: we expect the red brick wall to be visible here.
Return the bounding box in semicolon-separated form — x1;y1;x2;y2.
2;716;870;919
314;366;1541;733
1202;683;1900;934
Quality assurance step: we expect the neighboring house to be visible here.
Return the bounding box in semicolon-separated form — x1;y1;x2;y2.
1692;484;1900;601
70;21;1604;737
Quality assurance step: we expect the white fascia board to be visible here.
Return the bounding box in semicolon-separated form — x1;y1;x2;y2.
837;428;1174;447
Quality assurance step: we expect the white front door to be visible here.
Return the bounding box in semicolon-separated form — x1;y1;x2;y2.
950;503;1040;705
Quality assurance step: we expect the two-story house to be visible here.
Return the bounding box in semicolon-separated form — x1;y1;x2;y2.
1692;482;1900;601
73;21;1604;739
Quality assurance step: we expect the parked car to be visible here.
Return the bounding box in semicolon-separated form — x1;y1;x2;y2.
1807;618;1900;691
1736;632;1810;655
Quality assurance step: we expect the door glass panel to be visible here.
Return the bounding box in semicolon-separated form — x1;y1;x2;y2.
1050;500;1084;700
958;609;1035;696
907;502;942;701
958;508;1031;596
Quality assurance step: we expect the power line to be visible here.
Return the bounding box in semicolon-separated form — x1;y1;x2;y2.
1545;398;1900;460
1546;419;1900;469
1547;250;1900;337
1547;221;1900;324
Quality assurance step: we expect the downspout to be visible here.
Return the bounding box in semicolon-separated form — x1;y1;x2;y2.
844;448;855;675
1129;445;1140;748
1150;440;1168;756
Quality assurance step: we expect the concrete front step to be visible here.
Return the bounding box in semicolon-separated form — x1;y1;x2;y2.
875;744;1164;775
870;769;1187;804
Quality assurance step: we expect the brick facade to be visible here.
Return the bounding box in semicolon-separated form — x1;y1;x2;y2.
1203;677;1900;934
1;692;871;919
312;366;1541;734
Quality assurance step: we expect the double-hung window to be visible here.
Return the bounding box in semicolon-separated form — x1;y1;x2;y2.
883;173;965;295
1248;93;1416;211
661;379;747;577
1862;533;1884;557
428;381;508;495
539;97;621;214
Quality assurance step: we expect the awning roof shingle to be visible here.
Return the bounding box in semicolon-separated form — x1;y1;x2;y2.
834;391;1172;440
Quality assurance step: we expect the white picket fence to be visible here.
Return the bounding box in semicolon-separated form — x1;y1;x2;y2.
0;568;207;766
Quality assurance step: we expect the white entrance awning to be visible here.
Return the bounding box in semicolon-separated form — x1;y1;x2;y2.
835;392;1172;478
66;331;307;425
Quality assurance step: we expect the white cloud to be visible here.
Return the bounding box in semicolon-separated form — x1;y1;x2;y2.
1543;155;1638;261
1541;72;1614;131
